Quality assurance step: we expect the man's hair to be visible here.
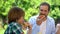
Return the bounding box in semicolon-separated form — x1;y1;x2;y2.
8;7;25;24
39;2;50;11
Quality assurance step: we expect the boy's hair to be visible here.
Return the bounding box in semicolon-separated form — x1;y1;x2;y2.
8;7;25;24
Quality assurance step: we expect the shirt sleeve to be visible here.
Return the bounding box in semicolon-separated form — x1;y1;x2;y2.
29;17;35;26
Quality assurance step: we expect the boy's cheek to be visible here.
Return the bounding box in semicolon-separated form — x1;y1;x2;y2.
18;18;24;22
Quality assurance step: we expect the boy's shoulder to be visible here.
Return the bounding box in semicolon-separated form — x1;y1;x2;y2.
8;22;21;28
8;22;17;26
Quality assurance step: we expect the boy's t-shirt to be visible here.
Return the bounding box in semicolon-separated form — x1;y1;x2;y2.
4;22;24;34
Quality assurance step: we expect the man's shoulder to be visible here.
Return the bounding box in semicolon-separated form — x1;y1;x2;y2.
47;16;54;21
47;16;55;25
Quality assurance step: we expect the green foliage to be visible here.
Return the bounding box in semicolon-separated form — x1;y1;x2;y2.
0;0;15;16
0;0;60;34
49;7;60;20
0;0;60;21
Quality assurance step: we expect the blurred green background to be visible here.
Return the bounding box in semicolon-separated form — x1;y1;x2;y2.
0;0;60;34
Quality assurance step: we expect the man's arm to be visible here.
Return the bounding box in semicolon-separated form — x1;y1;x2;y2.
28;17;34;27
26;17;33;34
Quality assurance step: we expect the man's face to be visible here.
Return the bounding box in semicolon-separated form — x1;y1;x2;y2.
39;5;49;17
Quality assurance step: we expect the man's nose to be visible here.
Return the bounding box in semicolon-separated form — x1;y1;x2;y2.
41;11;45;14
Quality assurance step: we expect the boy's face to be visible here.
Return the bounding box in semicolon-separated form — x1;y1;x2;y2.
17;16;24;24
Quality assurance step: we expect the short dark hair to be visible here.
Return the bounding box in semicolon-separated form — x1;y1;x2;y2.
39;2;50;11
8;7;25;24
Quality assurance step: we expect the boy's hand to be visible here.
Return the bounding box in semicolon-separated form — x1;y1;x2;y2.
28;23;32;30
22;22;32;30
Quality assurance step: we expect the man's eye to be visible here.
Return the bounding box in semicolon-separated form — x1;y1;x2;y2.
40;10;43;11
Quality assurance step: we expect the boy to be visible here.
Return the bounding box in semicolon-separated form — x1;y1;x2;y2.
4;7;25;34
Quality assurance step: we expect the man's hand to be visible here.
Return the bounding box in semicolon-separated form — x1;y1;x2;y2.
36;15;45;25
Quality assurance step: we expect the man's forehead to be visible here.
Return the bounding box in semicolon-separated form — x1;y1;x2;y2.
40;5;48;10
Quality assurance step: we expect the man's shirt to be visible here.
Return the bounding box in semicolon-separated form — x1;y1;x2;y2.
29;15;55;34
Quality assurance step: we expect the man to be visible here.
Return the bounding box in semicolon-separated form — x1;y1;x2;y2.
29;2;55;34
